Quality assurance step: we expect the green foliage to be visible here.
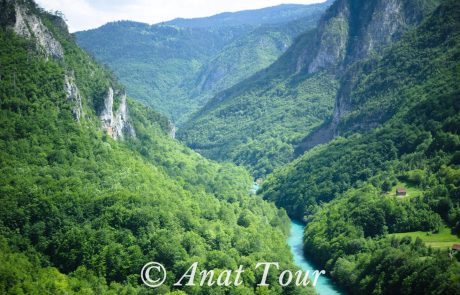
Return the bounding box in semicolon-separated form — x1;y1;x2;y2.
302;187;459;295
337;0;459;136
3;1;459;294
261;0;460;220
75;3;331;123
180;70;338;178
179;0;443;179
76;21;244;122
260;1;460;293
0;5;308;294
167;4;330;29
0;237;134;294
389;226;460;249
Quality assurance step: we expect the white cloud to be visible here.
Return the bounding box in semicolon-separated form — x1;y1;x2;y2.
35;0;326;32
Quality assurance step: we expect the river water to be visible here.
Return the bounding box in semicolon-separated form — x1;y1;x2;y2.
251;183;344;294
288;220;344;295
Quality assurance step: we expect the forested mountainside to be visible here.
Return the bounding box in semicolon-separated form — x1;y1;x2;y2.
166;3;333;28
179;0;439;178
0;1;312;294
260;0;460;293
75;2;332;123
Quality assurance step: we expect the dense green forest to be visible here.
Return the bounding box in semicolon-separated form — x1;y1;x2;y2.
178;42;338;178
2;0;460;294
175;17;334;177
261;0;459;222
0;1;314;294
75;2;332;123
260;0;460;293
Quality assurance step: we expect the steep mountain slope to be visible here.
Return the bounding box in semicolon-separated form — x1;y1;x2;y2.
295;0;441;153
75;2;332;123
179;0;438;178
190;17;319;106
260;0;460;293
0;1;312;294
261;0;456;218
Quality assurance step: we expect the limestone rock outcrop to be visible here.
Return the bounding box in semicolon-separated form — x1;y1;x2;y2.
99;87;136;140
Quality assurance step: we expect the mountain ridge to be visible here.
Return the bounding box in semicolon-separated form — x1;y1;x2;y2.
179;0;439;177
166;2;332;28
75;1;332;123
295;0;440;153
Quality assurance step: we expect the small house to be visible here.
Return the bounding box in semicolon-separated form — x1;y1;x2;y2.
396;188;407;196
452;244;460;252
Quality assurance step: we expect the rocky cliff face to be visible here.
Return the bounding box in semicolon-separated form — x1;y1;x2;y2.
168;121;176;139
299;0;435;74
2;1;79;118
12;3;64;59
99;87;136;140
295;0;439;154
1;1;136;140
305;0;350;73
64;74;83;122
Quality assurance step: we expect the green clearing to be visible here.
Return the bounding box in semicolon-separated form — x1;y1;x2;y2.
390;226;460;249
384;181;424;199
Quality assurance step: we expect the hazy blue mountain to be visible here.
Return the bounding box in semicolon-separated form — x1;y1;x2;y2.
75;2;332;123
167;2;333;28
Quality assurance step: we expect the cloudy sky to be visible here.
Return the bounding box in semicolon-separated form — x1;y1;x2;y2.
35;0;326;32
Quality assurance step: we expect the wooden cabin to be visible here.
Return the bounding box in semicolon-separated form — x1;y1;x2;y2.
396;188;407;196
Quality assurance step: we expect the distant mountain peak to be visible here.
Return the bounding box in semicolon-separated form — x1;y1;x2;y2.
165;2;331;28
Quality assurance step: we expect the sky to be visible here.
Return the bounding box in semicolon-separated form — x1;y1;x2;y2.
35;0;326;32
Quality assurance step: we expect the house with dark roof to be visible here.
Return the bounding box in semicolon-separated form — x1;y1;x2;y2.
396;188;407;196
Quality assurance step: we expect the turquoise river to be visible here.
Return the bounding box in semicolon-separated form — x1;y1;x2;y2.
288;220;345;295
